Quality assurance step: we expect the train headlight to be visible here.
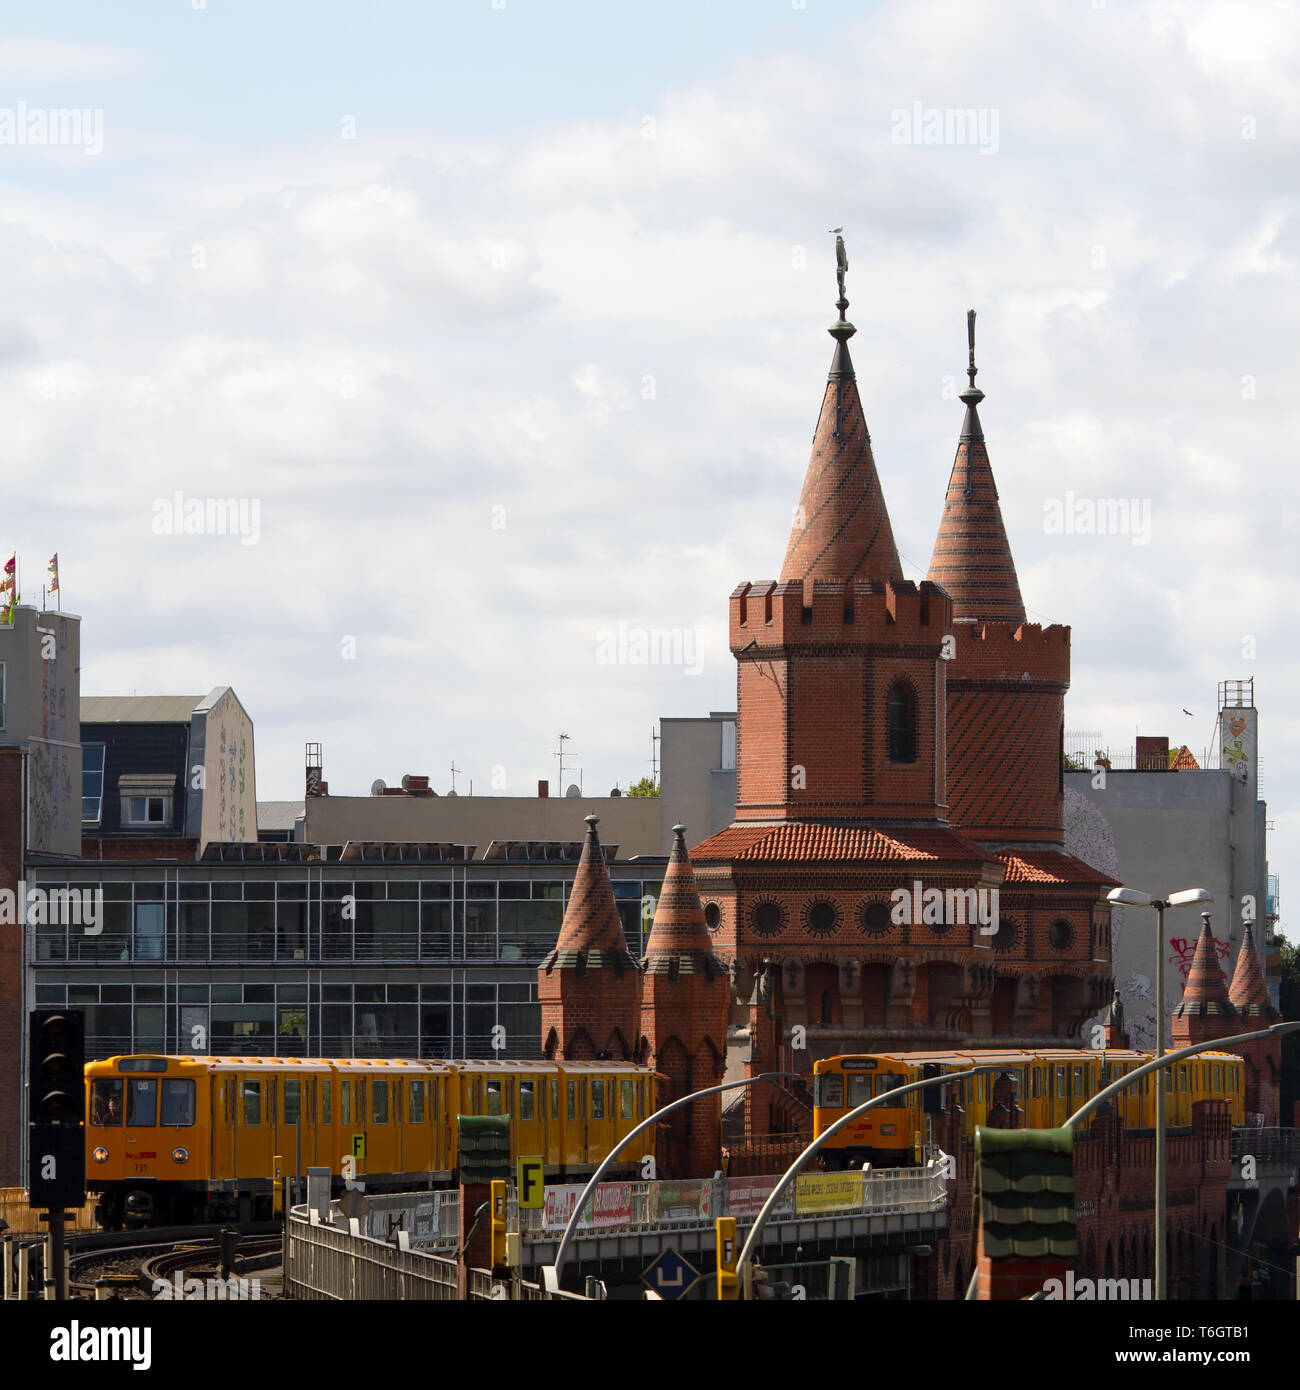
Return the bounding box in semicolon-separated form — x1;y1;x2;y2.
92;1147;109;1164
171;1147;189;1164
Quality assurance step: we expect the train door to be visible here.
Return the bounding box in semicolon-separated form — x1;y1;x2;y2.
215;1073;236;1180
516;1077;542;1164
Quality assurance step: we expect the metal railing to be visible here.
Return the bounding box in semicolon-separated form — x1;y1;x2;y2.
1229;1127;1300;1166
285;1210;461;1300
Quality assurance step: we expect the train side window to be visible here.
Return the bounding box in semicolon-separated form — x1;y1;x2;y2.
410;1080;425;1123
341;1078;352;1125
224;1079;235;1126
127;1078;158;1127
551;1078;559;1120
592;1080;605;1121
283;1079;300;1126
520;1080;535;1121
567;1081;576;1121
372;1079;389;1124
91;1078;123;1126
394;1078;403;1123
1072;1066;1082;1097
506;1080;514;1114
322;1079;332;1124
242;1080;261;1126
1179;1066;1188;1093
620;1078;634;1120
486;1080;502;1117
1031;1068;1041;1099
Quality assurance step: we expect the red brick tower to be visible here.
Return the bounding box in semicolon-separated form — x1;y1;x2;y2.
0;747;23;1185
638;825;730;1177
1227;923;1280;1123
926;313;1114;1038
1171;914;1239;1050
694;261;1012;1140
538;815;641;1061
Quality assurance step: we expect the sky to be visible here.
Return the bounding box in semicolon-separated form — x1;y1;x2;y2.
2;1;1297;932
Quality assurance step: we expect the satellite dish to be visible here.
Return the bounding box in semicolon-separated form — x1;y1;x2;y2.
446;789;458;797
610;787;622;797
565;784;581;798
370;779;386;797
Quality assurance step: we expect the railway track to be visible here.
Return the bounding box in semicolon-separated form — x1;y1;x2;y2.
64;1225;281;1300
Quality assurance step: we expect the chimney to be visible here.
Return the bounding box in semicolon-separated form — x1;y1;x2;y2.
1135;735;1168;771
538;780;549;798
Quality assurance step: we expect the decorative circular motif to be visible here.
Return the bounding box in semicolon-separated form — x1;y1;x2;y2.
1048;918;1074;950
805;900;839;937
704;902;722;932
860;901;893;936
751;900;785;937
992;917;1019;952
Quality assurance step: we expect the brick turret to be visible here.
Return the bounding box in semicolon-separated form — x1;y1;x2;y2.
538;814;641;1061
1171;914;1238;1048
930;315;1071;845
1227;924;1280;1123
638;825;731;1177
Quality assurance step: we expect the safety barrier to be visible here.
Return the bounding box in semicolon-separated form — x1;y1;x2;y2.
0;1189;97;1235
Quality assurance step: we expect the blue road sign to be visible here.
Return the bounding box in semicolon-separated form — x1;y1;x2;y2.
642;1248;700;1301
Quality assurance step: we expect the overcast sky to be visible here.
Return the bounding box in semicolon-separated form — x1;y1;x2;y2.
2;1;1296;932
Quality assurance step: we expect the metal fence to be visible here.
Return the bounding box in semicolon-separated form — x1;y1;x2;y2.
1229;1127;1300;1166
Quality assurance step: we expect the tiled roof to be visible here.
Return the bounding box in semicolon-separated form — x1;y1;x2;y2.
1174;917;1238;1022
996;850;1121;887
974;1125;1078;1261
945;691;1065;834
643;825;726;976
926;381;1026;623
1228;924;1276;1017
542;815;638;971
690;821;990;865
779;339;904;587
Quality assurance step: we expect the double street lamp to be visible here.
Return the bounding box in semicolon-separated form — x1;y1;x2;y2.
1105;885;1212;1301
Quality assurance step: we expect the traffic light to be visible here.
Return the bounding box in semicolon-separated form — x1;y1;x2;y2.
715;1217;739;1301
29;1011;84;1127
489;1179;508;1268
28;1010;86;1208
921;1062;943;1114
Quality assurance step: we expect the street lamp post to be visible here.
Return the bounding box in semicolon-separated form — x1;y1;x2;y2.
543;1071;800;1294
1105;886;1212;1301
736;1066;996;1298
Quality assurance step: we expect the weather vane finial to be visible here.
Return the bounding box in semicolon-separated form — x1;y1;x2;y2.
829;227;848;315
967;308;978;390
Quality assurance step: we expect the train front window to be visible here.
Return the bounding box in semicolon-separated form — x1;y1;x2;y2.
846;1075;872;1107
91;1079;123;1126
878;1073;907;1103
127;1078;158;1126
160;1079;195;1126
817;1074;844;1108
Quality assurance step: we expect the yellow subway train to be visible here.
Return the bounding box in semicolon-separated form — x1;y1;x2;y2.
812;1048;1246;1168
85;1054;659;1227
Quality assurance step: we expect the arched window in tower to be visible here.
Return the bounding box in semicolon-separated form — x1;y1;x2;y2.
886;680;918;764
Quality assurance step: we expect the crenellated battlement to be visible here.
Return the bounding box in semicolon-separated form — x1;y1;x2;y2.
946;618;1072;685
729;577;954;651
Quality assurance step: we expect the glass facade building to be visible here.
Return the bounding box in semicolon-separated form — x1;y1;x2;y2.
28;857;666;1063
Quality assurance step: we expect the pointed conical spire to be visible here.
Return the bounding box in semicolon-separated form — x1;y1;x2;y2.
781;243;903;586
1228;924;1276;1017
543;815;637;969
643;826;725;975
1173;914;1237;1023
926;311;1027;623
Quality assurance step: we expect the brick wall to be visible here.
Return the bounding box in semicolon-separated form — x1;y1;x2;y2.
0;747;23;1185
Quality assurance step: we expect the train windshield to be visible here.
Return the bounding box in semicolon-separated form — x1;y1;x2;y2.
816;1074;844;1108
876;1073;908;1102
160;1079;196;1126
126;1078;158;1126
91;1078;123;1126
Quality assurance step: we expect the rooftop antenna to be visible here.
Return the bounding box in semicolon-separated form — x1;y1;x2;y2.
554;733;574;795
650;727;660;787
450;761;461;794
